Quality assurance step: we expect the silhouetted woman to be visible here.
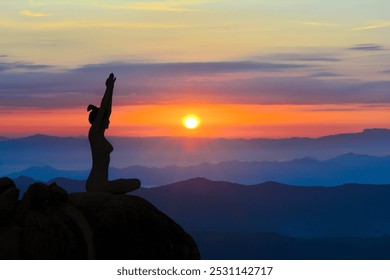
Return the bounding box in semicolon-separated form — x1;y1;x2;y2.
86;73;141;194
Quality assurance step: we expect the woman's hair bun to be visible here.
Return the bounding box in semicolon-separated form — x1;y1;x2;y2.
87;104;99;124
87;104;98;112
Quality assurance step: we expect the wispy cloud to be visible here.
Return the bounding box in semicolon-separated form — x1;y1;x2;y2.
0;60;389;108
0;18;193;30
20;9;49;17
0;61;51;72
260;52;341;63
74;61;308;77
300;21;336;27
353;21;390;31
27;0;43;6
288;57;340;62
309;72;344;78
101;0;212;12
106;3;191;12
348;44;386;51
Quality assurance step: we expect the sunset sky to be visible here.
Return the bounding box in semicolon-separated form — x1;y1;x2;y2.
1;0;390;138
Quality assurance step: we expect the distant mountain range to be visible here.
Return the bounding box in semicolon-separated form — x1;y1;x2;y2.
11;176;85;196
6;152;390;186
135;177;390;259
2;128;390;174
132;178;390;238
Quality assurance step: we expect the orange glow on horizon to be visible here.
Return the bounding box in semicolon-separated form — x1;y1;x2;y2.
2;103;390;138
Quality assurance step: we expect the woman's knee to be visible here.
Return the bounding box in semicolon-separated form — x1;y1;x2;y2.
115;178;141;190
131;178;141;188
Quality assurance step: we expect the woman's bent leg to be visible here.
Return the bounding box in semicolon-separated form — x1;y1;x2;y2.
86;178;141;194
103;178;141;194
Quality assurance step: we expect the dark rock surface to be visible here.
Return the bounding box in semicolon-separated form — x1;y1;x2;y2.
0;177;200;260
0;177;19;226
69;192;200;259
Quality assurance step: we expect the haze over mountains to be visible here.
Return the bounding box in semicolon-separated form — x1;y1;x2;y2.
2;128;390;186
135;178;390;259
133;177;390;238
2;128;390;167
6;153;390;187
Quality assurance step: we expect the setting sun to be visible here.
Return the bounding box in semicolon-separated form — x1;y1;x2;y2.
182;114;200;129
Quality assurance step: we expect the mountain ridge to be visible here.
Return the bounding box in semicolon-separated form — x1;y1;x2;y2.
2;128;390;173
4;127;390;142
7;152;390;186
133;177;390;238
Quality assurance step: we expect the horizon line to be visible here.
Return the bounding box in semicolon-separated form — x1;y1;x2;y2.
1;127;389;140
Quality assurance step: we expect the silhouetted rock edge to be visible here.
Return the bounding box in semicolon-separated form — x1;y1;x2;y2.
0;177;200;260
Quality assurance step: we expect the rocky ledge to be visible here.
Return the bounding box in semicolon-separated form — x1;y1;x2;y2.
0;177;200;260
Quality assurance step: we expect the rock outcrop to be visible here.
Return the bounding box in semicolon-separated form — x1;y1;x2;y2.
0;177;200;260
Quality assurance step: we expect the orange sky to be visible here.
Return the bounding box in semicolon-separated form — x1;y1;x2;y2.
2;103;390;138
1;1;390;139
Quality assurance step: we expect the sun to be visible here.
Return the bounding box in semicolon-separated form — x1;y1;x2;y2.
182;114;200;129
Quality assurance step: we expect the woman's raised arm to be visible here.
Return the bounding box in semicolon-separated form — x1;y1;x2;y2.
99;73;116;118
88;73;116;133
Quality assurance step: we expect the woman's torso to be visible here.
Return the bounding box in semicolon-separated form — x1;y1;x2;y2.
87;129;113;184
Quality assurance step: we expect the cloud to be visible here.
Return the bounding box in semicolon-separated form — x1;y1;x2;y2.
260;53;341;63
27;0;43;6
101;0;212;12
74;61;308;76
353;21;390;31
0;61;51;72
348;44;386;51
0;64;10;72
300;21;336;27
288;57;340;62
0;60;389;109
106;3;191;12
309;72;344;78
0;18;193;30
19;9;49;17
195;77;390;105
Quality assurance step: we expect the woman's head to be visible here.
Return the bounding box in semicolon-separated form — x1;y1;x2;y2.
87;104;110;127
87;104;99;124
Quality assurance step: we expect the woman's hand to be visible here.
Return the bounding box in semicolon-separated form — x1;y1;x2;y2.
105;73;116;88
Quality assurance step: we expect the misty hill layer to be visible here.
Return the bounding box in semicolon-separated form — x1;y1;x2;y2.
2;128;390;174
133;177;390;238
131;177;390;259
8;153;390;187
